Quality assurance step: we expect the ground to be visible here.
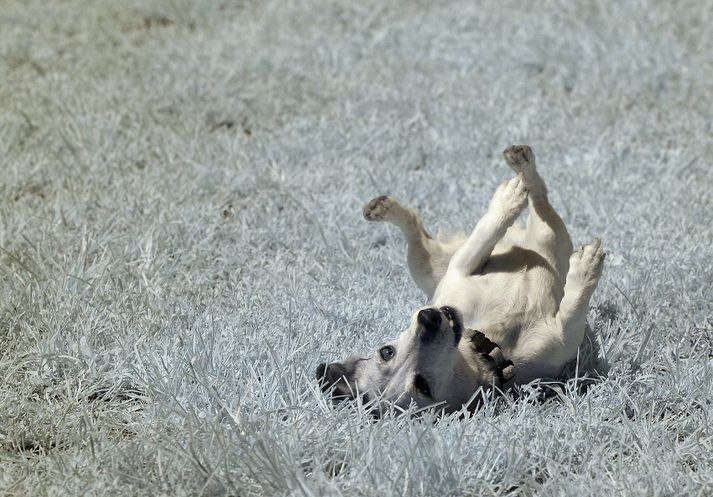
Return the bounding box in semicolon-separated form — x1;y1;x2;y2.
1;1;712;495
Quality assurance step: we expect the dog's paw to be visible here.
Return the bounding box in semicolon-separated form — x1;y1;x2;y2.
503;145;535;172
567;238;605;289
363;195;394;221
503;145;547;197
489;176;528;221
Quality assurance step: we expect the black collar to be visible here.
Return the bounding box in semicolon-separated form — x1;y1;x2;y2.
464;328;515;383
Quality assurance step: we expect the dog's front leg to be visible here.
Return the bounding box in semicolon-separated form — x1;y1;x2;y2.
363;195;447;298
448;176;528;275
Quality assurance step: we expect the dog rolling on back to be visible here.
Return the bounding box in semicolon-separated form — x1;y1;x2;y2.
317;145;604;414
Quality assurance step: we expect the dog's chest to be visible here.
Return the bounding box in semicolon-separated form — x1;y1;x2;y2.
432;264;561;346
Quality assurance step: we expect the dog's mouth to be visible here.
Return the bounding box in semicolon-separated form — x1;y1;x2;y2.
440;306;463;345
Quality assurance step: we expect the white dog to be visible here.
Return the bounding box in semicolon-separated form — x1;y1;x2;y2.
317;145;604;414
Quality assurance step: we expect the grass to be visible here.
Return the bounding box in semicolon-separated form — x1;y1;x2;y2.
1;0;712;495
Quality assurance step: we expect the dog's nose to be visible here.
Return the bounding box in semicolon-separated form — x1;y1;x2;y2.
417;308;442;341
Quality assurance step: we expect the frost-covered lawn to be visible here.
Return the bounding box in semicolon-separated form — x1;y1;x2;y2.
1;1;712;495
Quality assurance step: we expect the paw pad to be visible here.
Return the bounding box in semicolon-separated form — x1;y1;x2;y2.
363;195;393;221
503;145;534;168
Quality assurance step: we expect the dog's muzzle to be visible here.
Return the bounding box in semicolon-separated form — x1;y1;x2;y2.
418;308;442;331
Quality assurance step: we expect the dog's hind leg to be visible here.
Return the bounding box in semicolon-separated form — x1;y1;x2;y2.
447;176;528;276
363;196;459;298
553;239;605;363
510;239;604;381
503;145;573;282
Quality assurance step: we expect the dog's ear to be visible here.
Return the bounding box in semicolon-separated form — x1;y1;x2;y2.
316;358;361;400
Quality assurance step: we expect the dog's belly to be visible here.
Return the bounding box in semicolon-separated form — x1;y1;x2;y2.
432;248;563;353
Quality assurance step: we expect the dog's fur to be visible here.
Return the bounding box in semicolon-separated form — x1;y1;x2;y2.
317;145;604;414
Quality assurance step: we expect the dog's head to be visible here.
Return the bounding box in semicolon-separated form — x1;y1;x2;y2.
317;306;476;413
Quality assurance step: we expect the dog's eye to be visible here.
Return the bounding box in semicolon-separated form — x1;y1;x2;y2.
414;374;432;398
379;345;395;361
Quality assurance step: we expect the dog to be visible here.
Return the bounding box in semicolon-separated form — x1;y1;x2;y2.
317;145;604;414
